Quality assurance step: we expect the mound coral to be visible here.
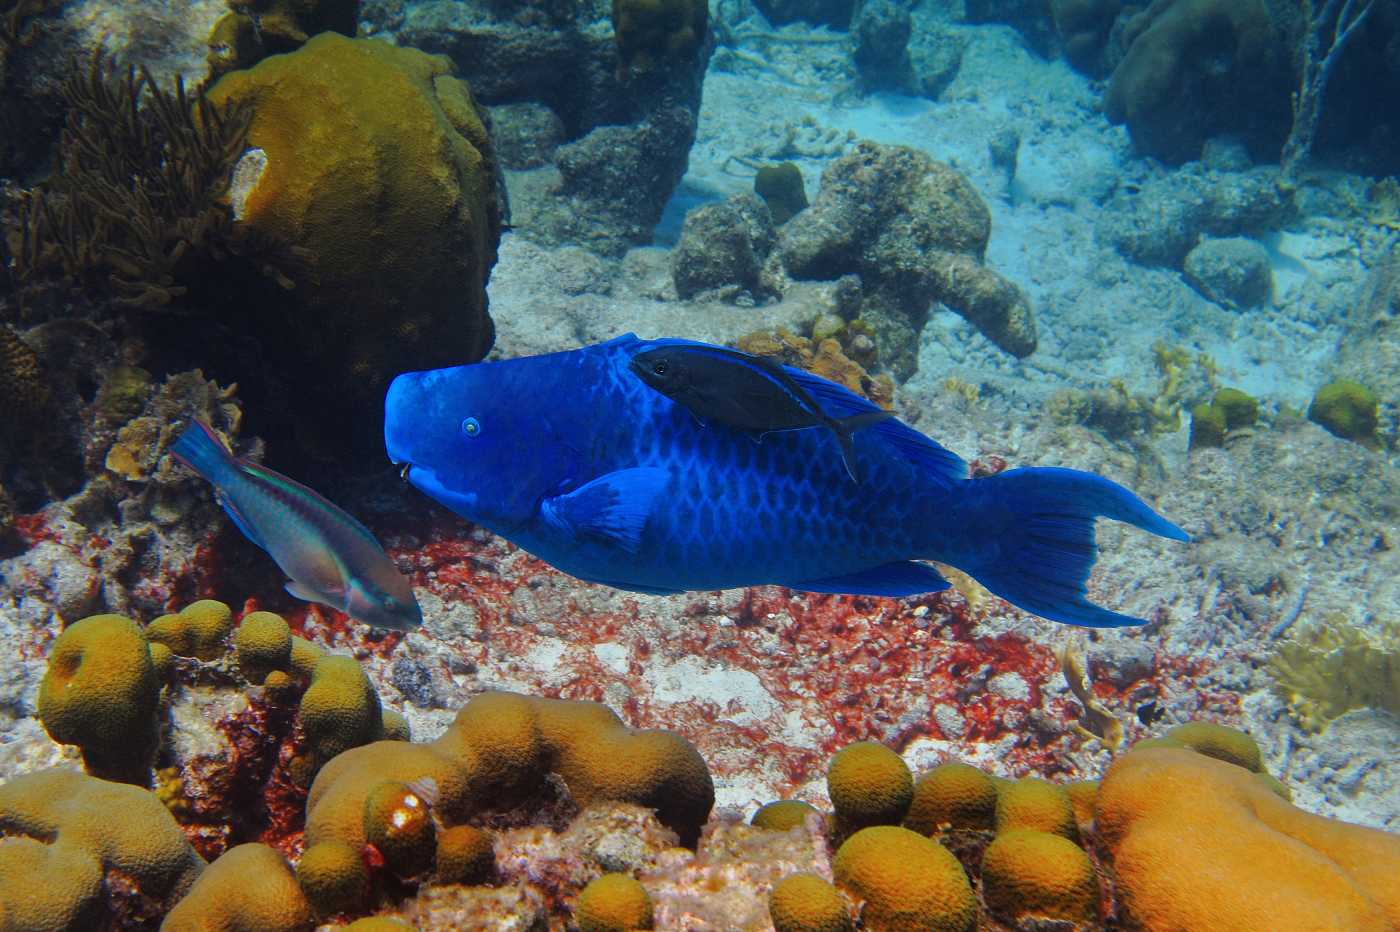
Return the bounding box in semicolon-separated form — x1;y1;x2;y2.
575;872;654;932
297;839;370;917
754;162;808;224
980;829;1099;924
300;654;386;767
0;769;205;928
768;873;853;932
1308;380;1380;447
303;690;714;908
162;842;314;932
364;780;436;879
832;825;976;932
612;0;708;76
436;824;496;885
826;741;913;835
1104;0;1288;163
1097;746;1400;930
903;762;999;834
206;33;501;455
37;613;161;782
1138;720;1262;772
233;609;293;684
994;778;1077;841
146;598;235;661
752;799;822;832
1191;387;1260;448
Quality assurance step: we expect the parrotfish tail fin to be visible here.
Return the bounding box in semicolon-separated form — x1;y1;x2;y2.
832;411;896;483
170;420;237;485
966;467;1190;628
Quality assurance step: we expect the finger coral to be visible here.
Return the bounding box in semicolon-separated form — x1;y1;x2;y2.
1097;746;1400;930
832;825;976;932
146;598;235;661
0;769;204;928
903;761;999;834
980;829;1099;924
575;872;654;932
826;741;913;836
37;613;161;782
768;873;853;932
162;842;314;932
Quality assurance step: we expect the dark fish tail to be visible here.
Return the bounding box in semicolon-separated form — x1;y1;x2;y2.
170;420;238;486
829;410;895;483
954;467;1189;628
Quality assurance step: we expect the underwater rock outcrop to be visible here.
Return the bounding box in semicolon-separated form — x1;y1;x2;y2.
670;192;775;300
777;142;1037;378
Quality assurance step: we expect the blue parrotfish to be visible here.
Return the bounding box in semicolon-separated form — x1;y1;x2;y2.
628;343;893;483
172;420;423;630
383;335;1189;628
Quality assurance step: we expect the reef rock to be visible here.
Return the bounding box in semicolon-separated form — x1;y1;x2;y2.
778;142;1036;378
1183;236;1274;308
670;193;776;301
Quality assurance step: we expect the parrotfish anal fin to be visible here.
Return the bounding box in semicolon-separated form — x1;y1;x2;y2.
541;467;670;554
789;561;951;597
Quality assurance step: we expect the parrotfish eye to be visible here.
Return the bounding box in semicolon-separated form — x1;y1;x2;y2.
461;416;481;437
652;361;668;376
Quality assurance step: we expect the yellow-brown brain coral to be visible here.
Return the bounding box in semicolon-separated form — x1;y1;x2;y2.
146;599;235;661
0;769;204;928
37;613;161;782
233;609;293;684
826;741;913;834
435;824;496;885
296;839;370;918
832;826;976;932
205;33;501;451
994;777;1078;841
980;829;1099;924
1097;745;1400;931
768;873;853;932
903;761;998;834
300;655;385;766
752;799;822;832
575;873;654;932
162;842;314;932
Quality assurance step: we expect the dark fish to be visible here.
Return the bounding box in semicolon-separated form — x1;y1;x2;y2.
384;334;1191;628
628;343;893;482
172;421;423;630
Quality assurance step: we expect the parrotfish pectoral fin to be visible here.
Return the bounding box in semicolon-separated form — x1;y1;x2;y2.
540;467;670;554
789;561;951;597
962;467;1190;628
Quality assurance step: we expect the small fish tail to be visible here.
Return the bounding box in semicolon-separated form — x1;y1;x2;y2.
830;411;894;483
957;467;1189;628
170;420;238;485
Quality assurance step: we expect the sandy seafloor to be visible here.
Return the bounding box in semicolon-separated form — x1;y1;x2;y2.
3;8;1399;839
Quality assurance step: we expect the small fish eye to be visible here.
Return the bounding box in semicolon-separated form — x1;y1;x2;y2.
461;416;481;437
653;362;668;375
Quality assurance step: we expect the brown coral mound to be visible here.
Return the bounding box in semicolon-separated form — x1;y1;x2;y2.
1096;746;1400;931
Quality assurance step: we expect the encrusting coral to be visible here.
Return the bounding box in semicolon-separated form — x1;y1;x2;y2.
832;825;977;932
162;842;314;932
0;769;205;929
1096;745;1400;930
575;872;655;932
37;613;161;783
